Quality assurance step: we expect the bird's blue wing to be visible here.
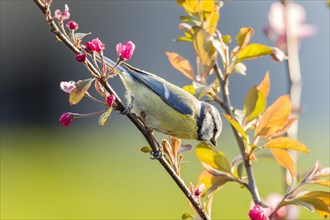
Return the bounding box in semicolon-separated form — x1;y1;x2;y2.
102;56;194;116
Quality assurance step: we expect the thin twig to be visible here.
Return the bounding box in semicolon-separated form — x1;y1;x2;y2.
213;64;262;205
33;1;209;219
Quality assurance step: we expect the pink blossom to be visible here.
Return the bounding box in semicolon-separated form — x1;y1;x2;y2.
264;193;300;220
54;4;70;21
59;112;74;127
116;41;135;61
264;2;316;51
66;20;79;31
60;81;76;93
249;205;269;220
85;38;105;53
76;53;87;62
106;95;116;107
194;183;206;197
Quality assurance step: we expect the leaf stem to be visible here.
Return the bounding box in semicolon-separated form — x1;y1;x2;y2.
33;1;209;219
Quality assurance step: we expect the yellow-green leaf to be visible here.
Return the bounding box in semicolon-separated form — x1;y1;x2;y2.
205;12;219;35
181;213;195;219
196;142;231;174
182;84;196;95
98;107;113;126
236;27;254;48
313;179;330;188
69;78;93;105
166;51;196;81
255;95;291;138
290;191;330;218
140;146;152;153
271;148;295;177
243;86;266;124
222;35;232;44
224;114;248;141
236;43;273;63
265;137;309;153
257;71;270;99
198;170;229;196
193;27;217;79
200;0;215;19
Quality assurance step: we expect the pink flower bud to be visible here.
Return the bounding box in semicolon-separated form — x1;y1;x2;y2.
54;4;70;21
116;41;135;61
66;20;79;31
85;38;105;53
59;112;74;127
249;205;269;220
76;53;87;62
194;183;206;197
106;95;116;107
60;81;76;93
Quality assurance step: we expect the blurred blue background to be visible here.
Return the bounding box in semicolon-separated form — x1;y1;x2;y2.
1;1;329;219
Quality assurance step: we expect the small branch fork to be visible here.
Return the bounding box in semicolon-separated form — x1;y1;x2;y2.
33;1;209;219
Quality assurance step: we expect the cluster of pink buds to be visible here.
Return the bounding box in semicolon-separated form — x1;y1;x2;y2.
54;4;136;127
54;4;70;21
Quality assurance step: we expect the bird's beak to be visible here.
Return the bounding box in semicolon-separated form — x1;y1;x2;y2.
211;138;217;146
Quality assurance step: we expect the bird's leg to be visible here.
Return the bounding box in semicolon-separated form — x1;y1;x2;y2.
120;95;134;115
138;110;162;160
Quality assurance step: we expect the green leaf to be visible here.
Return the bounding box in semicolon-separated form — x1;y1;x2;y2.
195;142;231;174
236;43;273;63
140;146;152;153
223;114;248;142
69;78;93;105
265;137;310;153
181;213;196;219
236;27;254;48
175;36;193;43
193;27;217;80
179;16;197;24
243;86;266;124
222;35;232;44
74;32;91;41
98;107;113;126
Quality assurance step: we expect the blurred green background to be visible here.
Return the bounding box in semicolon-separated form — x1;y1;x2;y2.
1;1;329;219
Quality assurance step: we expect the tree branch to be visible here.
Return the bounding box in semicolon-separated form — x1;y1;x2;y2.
33;1;209;219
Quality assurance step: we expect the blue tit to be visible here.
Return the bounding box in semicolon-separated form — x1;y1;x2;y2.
103;56;222;145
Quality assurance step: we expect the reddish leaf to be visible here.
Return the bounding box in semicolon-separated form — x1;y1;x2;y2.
271;148;295;177
255;95;291;138
257;71;270;99
166;52;196;81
